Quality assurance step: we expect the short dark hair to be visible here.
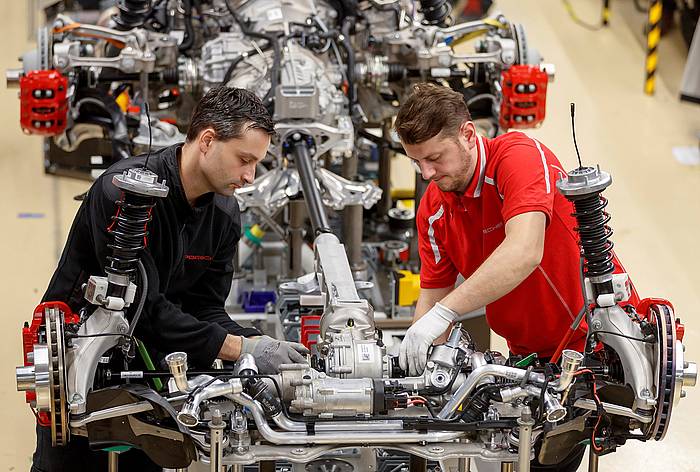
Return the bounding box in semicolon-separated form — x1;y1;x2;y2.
394;83;472;145
186;87;275;142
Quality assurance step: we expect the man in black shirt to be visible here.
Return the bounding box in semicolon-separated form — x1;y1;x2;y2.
32;87;307;471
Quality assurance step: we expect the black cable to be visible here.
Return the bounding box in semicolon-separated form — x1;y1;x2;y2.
570;103;584;168
588;330;655;344
536;375;551;424
67;332;136;349
224;0;280;109
126;260;149;339
178;0;195;53
143;101;153;169
339;17;357;110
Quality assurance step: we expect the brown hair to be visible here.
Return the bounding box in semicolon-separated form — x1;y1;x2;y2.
186;86;275;142
394;83;472;145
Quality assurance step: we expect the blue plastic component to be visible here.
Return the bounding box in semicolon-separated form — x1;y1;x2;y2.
240;290;277;313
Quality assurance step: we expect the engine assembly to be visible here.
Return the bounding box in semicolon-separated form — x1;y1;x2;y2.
8;0;552;178
11;1;697;471
15;152;698;471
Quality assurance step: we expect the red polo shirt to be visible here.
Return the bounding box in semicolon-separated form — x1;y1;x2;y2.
417;131;636;357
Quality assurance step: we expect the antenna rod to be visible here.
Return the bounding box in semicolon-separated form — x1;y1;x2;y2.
570;103;583;169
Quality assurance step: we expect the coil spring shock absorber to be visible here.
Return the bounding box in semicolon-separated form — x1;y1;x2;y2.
556;166;614;295
113;0;152;30
105;168;168;298
420;0;451;26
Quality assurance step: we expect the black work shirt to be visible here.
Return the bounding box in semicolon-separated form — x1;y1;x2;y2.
43;144;259;367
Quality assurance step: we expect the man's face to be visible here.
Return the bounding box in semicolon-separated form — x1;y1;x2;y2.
199;125;271;196
402;121;478;193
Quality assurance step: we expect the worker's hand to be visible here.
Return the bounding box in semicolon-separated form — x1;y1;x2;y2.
399;302;458;376
241;335;310;374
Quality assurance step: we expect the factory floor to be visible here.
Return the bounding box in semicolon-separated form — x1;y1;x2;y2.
1;0;698;470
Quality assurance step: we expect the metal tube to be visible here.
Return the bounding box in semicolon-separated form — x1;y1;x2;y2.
501;463;514;472
343;204;366;273
517;407;534;472
378;119;393;218
556;350;584;392
209;409;225;472
165;352;189;392
524;385;566;423
457;438;471;471
273;413;405;432
178;379;242;427
229;393;464;444
341;151;367;273
588;446;599;472
108;451;118;472
293;140;331;233
288;199;306;278
438;365;545;419
457;457;470;472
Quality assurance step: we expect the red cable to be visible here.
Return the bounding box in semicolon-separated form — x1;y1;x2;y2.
550;328;576;364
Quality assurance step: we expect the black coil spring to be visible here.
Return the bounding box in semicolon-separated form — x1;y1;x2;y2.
106;192;156;277
571;193;615;279
113;0;152;30
420;0;451;25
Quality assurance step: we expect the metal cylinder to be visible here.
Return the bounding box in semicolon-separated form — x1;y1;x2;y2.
209;409;225;472
6;68;22;88
165;352;189;392
293;139;331;234
343;204;366;274
558;349;584;391
377;120;393;218
341;151;367;273
16;365;36;391
517;407;534;472
108;451;119;472
501;462;514;472
235;353;258;376
588;445;599;472
288;199;306;278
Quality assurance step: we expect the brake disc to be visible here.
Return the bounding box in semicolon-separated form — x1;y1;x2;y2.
45;306;69;446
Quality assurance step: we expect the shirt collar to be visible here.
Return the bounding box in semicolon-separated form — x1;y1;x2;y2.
165;144;214;219
461;134;488;199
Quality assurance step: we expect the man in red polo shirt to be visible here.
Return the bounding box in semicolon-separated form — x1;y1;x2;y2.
395;83;634;378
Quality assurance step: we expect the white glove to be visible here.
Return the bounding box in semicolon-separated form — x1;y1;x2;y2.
399;302;458;376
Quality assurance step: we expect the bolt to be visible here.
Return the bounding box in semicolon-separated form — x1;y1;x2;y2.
592;320;603;330
429;446;444;453
291;448;305;455
292;132;301;141
426;361;435;370
211;409;223;426
640;388;651;398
